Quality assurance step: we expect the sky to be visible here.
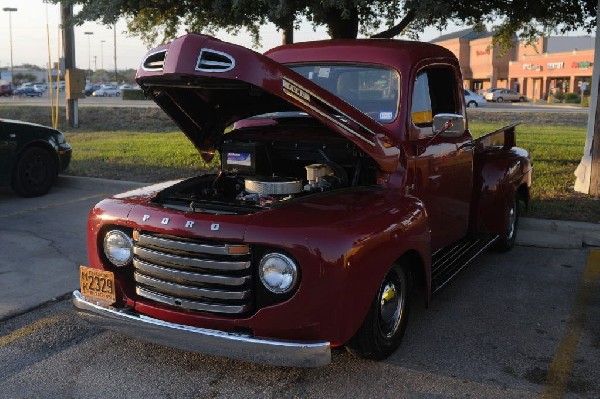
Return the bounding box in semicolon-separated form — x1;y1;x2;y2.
0;0;594;72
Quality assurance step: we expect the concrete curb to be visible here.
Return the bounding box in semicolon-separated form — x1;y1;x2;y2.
517;217;600;249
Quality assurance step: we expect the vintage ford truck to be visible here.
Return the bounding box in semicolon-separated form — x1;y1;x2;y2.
73;34;532;367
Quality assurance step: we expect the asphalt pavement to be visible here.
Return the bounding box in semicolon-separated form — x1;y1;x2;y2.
0;175;599;322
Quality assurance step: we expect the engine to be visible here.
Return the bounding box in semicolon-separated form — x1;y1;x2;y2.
152;137;377;214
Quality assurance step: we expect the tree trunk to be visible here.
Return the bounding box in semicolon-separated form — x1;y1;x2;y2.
324;4;359;39
282;21;294;45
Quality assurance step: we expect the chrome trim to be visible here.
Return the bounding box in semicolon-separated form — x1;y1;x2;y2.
134;272;250;300
133;259;250;286
133;246;251;271
136;286;249;314
141;49;167;71
73;290;331;367
282;77;378;144
195;48;236;72
137;233;250;256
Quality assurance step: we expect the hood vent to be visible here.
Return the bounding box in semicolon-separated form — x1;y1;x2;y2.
142;50;167;71
196;48;235;72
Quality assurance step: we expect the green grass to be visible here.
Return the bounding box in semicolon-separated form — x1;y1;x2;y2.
64;131;219;182
64;125;600;222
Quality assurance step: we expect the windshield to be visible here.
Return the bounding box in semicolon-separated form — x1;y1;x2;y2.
288;64;400;124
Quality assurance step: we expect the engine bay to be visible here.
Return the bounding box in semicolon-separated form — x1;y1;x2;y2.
152;122;379;214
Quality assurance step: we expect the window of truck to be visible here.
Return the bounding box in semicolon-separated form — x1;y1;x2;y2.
288;64;400;124
411;67;458;130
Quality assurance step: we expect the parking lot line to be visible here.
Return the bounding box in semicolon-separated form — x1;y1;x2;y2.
0;313;68;347
540;249;600;399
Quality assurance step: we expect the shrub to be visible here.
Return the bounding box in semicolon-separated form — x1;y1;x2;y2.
564;92;581;103
552;89;565;102
122;89;147;100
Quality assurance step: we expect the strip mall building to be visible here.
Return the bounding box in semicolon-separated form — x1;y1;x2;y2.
431;28;595;100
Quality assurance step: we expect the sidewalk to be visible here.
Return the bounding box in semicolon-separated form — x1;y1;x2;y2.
517;217;600;249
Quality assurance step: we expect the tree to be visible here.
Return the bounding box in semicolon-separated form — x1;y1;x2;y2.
50;0;600;195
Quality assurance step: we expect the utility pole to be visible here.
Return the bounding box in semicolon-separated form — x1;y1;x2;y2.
113;24;118;83
61;2;78;127
3;7;17;87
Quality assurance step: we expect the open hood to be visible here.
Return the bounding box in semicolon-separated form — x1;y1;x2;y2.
136;34;400;173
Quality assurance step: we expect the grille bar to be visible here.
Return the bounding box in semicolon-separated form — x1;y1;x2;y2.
133;246;250;271
133;259;250;287
137;233;250;256
136;287;249;314
135;272;250;300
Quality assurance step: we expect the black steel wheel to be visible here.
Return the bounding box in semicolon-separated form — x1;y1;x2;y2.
346;263;412;360
495;194;520;252
11;147;57;197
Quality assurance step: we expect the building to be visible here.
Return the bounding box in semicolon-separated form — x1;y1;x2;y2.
431;28;594;101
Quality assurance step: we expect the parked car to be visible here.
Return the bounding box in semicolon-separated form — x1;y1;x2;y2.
0;119;72;197
464;89;486;107
92;86;121;97
485;89;526;102
85;84;101;96
0;84;13;97
33;83;48;92
13;87;43;97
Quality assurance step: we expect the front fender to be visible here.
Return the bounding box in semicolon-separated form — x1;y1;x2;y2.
245;188;430;346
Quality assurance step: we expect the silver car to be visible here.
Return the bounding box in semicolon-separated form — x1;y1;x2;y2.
484;89;526;103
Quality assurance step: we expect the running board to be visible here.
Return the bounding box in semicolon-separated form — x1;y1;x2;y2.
431;235;498;294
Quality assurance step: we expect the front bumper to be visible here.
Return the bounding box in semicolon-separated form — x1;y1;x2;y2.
72;291;331;367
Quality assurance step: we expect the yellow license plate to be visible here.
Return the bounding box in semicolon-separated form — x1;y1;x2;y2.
80;265;116;304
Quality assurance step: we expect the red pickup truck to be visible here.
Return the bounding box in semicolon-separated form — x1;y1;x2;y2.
74;34;532;367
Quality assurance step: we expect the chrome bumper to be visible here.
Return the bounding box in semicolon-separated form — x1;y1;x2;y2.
72;291;331;367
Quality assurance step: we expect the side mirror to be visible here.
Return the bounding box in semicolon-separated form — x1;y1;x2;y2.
433;113;465;137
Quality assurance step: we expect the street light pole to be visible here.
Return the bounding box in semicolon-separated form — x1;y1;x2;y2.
84;31;93;79
3;7;17;87
100;40;106;71
113;24;118;83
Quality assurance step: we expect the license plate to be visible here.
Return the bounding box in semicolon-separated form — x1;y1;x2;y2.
80;266;116;304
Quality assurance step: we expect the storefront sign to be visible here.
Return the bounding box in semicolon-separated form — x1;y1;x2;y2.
547;62;564;70
476;50;490;56
571;61;593;69
523;63;543;71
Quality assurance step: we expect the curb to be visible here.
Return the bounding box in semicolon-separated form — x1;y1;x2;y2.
517;217;600;249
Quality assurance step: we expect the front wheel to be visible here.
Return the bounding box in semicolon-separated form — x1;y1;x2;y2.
495;194;520;252
519;97;525;102
11;147;57;197
467;101;478;108
346;263;412;360
496;97;504;103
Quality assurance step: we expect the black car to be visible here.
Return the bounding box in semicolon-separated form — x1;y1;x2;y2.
14;87;43;97
0;119;72;197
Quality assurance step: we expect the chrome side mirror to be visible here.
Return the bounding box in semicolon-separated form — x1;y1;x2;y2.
433;113;465;137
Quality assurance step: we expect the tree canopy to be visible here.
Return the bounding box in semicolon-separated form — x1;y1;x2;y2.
49;1;598;49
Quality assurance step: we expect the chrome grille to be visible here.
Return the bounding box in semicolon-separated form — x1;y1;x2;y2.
133;231;252;315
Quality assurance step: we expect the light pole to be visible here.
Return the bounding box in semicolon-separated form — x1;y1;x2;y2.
3;7;17;87
113;24;117;83
84;31;93;78
100;40;106;71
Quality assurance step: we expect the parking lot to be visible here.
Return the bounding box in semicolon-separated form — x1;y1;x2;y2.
0;176;599;398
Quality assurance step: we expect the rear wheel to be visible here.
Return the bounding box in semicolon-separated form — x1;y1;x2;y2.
495;194;520;252
467;101;478;108
11;147;57;197
519;97;525;102
346;263;412;360
496;97;504;103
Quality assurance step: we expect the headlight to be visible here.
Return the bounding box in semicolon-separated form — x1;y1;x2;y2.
103;230;133;267
259;253;298;294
